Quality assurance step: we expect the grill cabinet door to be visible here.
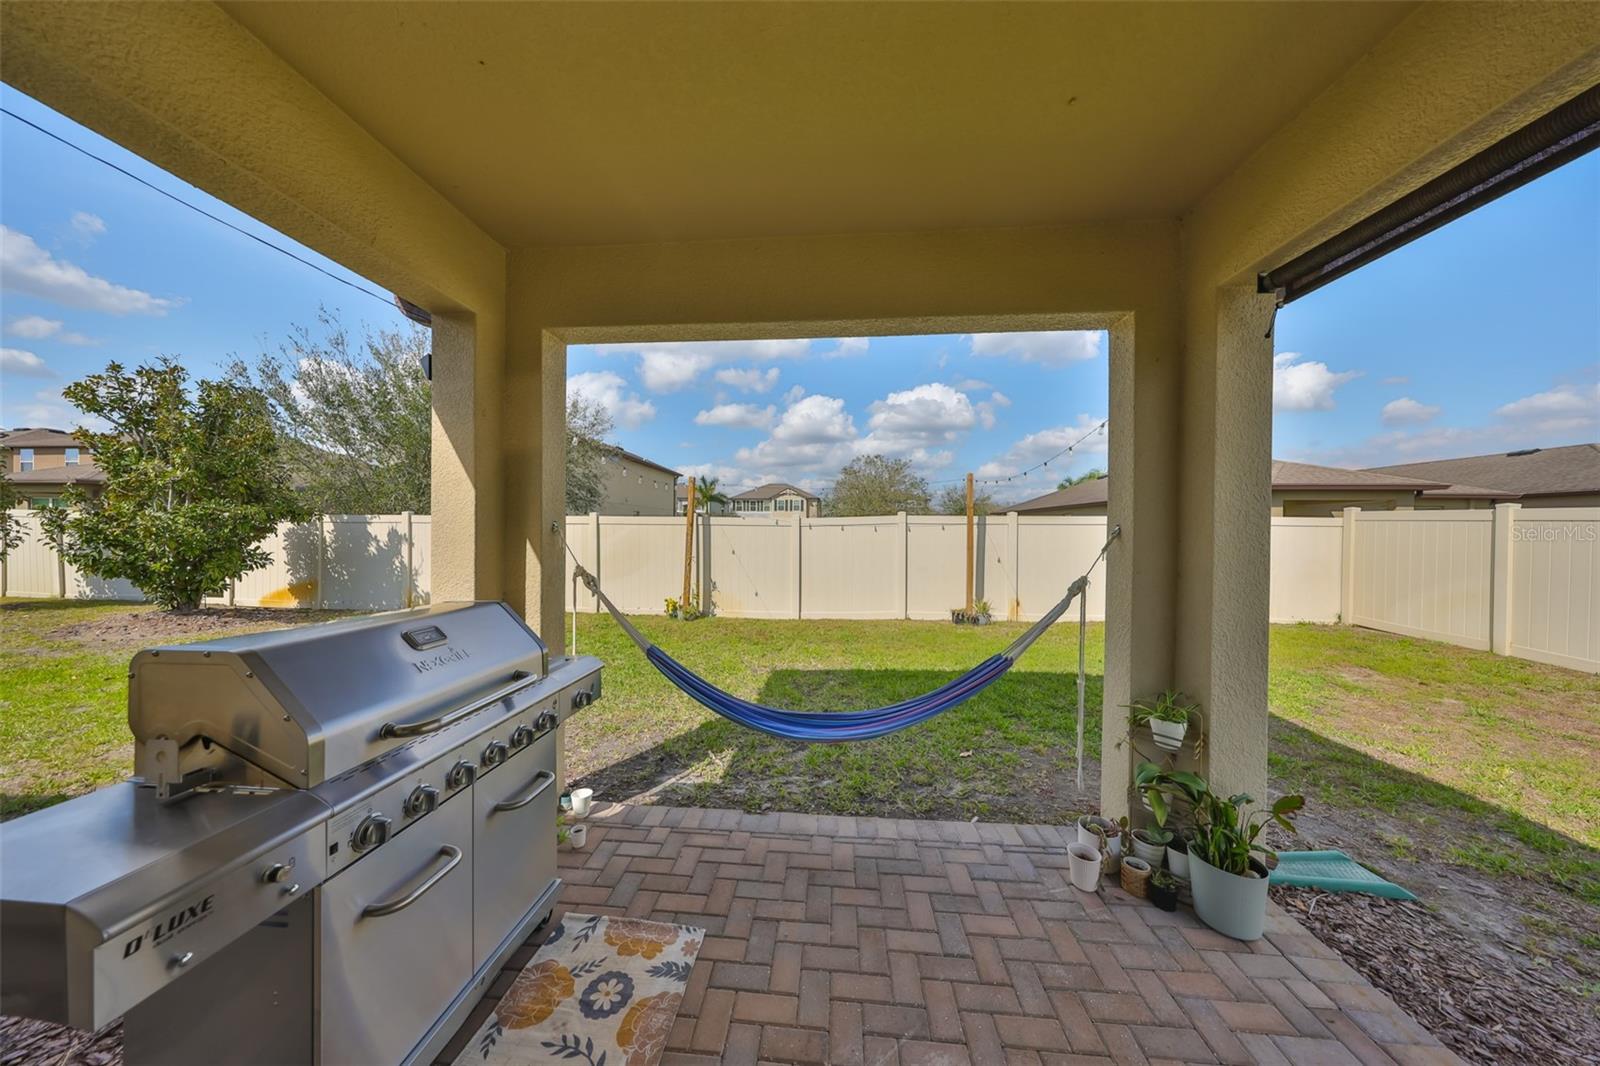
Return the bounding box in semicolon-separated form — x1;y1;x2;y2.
320;792;473;1066
473;733;559;970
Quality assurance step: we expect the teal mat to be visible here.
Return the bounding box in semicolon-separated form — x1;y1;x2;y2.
1268;849;1417;900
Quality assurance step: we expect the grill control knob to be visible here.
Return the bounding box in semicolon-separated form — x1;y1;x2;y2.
445;760;476;790
351;814;392;853
261;858;296;884
535;710;560;733
509;724;536;750
403;784;440;818
481;740;509;768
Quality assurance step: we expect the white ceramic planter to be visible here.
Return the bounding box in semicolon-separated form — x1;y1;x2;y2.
570;787;594;817
1149;718;1187;751
568;823;588;849
1130;833;1166;867
1067;843;1102;892
1077;817;1120;856
1189;852;1268;941
1166;844;1191;880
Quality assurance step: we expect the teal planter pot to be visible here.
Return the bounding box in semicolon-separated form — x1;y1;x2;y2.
1188;851;1269;941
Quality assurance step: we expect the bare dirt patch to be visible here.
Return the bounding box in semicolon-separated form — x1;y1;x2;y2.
32;605;352;651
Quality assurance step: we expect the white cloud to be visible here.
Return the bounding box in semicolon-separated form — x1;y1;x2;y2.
1380;397;1441;426
694;403;776;429
1273;352;1359;412
1381;376;1410;386
860;382;974;463
975;414;1109;492
823;337;869;358
1495;383;1599;433
591;338;811;393
976;390;1012;430
0;225;178;315
736;394;861;473
7;315;60;339
5;314;96;345
5;387;108;431
567;370;657;429
782;384;806;405
969;330;1104;366
1;347;53;377
713;367;781;393
70;212;107;239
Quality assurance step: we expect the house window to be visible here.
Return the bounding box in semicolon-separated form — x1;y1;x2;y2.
64;447;80;466
18;448;34;472
30;496;61;509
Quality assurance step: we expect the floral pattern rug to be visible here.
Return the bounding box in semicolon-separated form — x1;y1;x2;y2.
453;913;703;1066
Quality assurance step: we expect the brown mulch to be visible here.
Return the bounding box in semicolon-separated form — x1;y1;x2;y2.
0;1017;120;1066
1272;885;1600;1066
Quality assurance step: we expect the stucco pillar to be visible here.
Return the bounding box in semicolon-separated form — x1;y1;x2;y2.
1175;284;1275;802
500;327;569;653
431;311;504;602
1102;311;1181;818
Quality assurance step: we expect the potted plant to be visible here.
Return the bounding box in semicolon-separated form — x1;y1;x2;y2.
1148;869;1180;912
1187;790;1304;941
1166;833;1191;880
1075;814;1125;871
1120;855;1153;898
1132;761;1206;869
972;599;993;625
1128;689;1201;752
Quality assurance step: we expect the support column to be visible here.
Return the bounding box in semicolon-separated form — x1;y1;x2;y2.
1102;307;1182;819
1174;284;1276;803
432;311;505;604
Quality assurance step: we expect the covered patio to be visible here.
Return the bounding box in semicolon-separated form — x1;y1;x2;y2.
439;804;1454;1066
2;3;1594;1063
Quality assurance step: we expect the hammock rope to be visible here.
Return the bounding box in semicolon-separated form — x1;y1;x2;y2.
559;522;1118;748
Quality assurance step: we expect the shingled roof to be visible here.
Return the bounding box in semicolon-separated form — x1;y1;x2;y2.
1367;444;1599;499
733;482;819;501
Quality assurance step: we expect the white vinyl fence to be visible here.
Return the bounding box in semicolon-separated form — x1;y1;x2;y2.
5;505;1595;672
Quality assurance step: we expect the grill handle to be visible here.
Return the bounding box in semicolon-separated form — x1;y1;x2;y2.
379;670;537;739
361;845;464;918
492;769;557;813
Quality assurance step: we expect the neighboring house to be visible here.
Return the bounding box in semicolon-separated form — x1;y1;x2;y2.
728;483;821;517
674;483;729;516
0;427;104;509
1008;460;1521;518
1366;444;1600;509
595;447;681;516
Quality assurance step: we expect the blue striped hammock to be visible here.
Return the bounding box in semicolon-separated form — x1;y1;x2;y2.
566;528;1115;744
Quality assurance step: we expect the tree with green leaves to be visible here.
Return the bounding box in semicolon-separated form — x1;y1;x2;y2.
0;447;26;561
566;394;616;515
230;310;431;514
40;360;310;611
825;454;931;516
934;483;997;516
1058;467;1105;490
694;475;729;514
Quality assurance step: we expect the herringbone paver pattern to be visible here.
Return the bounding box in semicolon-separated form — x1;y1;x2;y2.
437;804;1460;1066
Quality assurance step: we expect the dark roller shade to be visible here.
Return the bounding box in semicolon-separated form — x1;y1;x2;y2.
1260;84;1600;304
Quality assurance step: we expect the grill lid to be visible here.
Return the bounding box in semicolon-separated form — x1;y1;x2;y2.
129;602;548;791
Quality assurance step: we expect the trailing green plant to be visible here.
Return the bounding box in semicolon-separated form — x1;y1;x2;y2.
1151;868;1180;890
1189;790;1304;876
1128;689;1197;726
1133;760;1207;845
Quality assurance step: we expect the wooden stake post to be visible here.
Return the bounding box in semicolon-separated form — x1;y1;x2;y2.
965;473;975;613
682;480;696;610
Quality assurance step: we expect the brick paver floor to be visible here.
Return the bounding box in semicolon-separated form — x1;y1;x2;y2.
437;804;1460;1066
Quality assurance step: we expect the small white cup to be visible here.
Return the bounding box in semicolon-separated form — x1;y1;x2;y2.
568;823;588;849
1067;842;1103;892
570;787;594;817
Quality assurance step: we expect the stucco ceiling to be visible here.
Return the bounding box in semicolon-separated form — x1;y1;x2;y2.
221;2;1414;248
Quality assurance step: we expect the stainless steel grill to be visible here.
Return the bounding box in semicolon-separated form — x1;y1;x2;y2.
1;601;602;1066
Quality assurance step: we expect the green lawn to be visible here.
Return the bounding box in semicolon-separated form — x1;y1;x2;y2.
4;599;1597;927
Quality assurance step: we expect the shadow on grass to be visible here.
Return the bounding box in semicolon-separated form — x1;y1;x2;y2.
1268;715;1600;909
571;666;1104;824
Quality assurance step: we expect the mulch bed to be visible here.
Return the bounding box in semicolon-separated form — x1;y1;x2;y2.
1273;886;1600;1066
32;606;349;650
0;1017;120;1066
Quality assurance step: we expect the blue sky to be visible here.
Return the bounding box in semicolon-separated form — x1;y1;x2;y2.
2;83;1595;505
